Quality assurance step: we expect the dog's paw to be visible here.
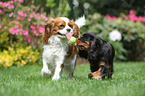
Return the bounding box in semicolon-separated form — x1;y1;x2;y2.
52;75;60;80
92;75;102;80
41;68;51;78
88;73;93;79
88;73;102;80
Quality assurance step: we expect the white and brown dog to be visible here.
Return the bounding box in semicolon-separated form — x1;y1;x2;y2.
41;16;85;80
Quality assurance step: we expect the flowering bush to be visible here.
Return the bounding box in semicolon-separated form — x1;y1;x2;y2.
104;10;145;61
105;10;145;24
0;0;48;49
81;11;145;61
0;46;41;68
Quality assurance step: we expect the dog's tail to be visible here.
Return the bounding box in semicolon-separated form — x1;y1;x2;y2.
75;15;86;28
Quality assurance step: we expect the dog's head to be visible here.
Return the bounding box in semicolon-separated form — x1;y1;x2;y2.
76;33;97;51
42;17;80;44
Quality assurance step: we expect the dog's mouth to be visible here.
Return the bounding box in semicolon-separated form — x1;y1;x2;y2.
57;32;66;38
57;32;73;39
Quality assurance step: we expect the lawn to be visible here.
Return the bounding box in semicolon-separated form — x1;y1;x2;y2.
0;62;145;96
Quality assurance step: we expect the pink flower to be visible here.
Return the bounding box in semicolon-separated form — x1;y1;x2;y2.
129;10;135;15
32;12;35;14
37;17;41;20
16;28;20;32
10;20;14;24
44;17;48;21
11;1;14;3
105;14;111;19
105;15;117;21
129;14;138;22
27;38;31;43
14;25;19;28
138;16;143;22
18;11;23;16
30;25;36;30
9;13;13;17
22;30;28;36
28;18;31;21
40;21;45;25
3;8;7;12
125;16;128;20
38;26;44;33
4;26;7;29
17;3;21;7
34;30;38;36
8;5;14;9
142;17;145;22
17;16;22;20
0;9;2;14
24;36;28;40
0;2;3;5
110;16;117;21
3;2;9;7
24;36;31;43
33;6;36;9
0;24;1;28
23;13;27;17
19;32;22;35
30;14;33;18
15;21;19;24
19;0;24;3
27;8;30;11
10;28;16;35
34;14;37;19
34;38;37;42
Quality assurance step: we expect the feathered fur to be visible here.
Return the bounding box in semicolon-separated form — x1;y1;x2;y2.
77;33;115;80
41;17;81;80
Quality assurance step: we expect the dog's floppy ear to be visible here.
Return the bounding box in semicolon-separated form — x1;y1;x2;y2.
90;40;97;50
73;23;80;38
42;18;54;44
69;20;80;38
90;39;102;50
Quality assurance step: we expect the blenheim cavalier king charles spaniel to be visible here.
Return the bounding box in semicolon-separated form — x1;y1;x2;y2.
77;33;115;80
41;16;85;80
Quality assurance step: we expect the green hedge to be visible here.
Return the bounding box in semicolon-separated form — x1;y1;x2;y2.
80;13;145;61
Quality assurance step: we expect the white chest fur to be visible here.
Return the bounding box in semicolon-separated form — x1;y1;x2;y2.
42;36;69;65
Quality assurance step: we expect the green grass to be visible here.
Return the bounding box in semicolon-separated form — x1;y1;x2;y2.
0;62;145;96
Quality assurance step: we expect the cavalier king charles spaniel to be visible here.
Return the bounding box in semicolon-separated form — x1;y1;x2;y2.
76;33;115;80
41;16;85;80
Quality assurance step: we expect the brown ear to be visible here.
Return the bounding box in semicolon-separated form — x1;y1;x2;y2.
70;20;80;38
73;23;80;38
42;18;54;44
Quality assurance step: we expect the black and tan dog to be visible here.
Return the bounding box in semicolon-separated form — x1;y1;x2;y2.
76;33;115;80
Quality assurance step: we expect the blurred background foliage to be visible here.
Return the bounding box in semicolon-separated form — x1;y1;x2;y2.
0;0;145;68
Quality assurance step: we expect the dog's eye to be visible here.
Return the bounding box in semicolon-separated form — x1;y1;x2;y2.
60;25;65;28
79;46;85;50
69;24;73;28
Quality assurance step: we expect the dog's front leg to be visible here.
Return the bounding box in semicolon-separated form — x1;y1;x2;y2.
41;58;52;77
88;61;106;80
52;63;64;80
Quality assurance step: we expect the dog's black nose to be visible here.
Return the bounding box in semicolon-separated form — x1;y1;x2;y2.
67;29;71;32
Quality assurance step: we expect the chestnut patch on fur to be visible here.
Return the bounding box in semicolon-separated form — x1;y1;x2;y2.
67;45;78;59
76;40;90;51
88;68;102;80
60;64;64;70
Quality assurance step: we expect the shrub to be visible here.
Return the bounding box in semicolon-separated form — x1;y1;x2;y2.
0;46;41;68
0;0;48;50
81;11;145;61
